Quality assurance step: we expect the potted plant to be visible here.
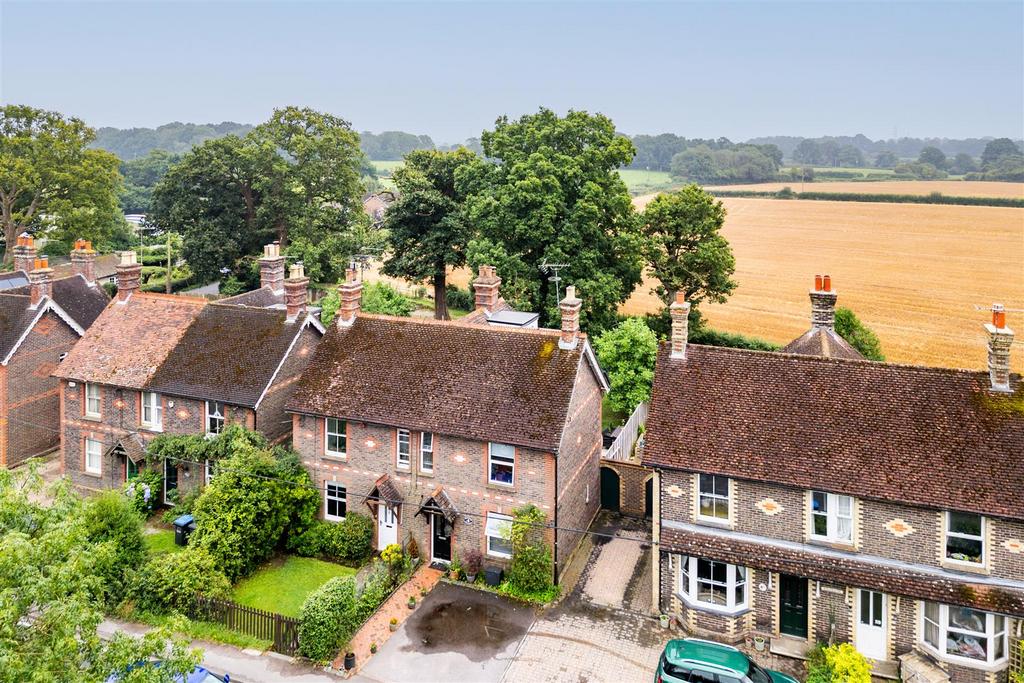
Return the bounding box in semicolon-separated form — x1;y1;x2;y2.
448;555;462;580
407;596;416;609
370;643;377;654
389;617;398;632
420;586;428;597
659;613;670;629
463;549;483;583
343;652;356;670
753;635;767;652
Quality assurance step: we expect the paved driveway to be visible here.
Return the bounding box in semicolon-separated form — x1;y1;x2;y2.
358;582;535;683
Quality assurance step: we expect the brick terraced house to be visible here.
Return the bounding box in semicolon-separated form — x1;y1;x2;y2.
0;236;109;467
54;252;323;497
645;293;1023;682
287;268;607;582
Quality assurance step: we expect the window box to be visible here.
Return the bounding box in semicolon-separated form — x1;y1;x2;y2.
488;443;514;487
485;512;513;558
921;602;1007;668
675;555;748;615
945;512;985;565
810;491;854;543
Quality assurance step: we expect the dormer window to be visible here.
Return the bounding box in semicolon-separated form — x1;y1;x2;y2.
945;512;985;565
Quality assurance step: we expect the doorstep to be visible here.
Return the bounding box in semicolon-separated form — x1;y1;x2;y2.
870;658;900;680
769;634;812;660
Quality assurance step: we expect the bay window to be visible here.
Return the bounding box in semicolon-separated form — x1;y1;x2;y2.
485;512;513;558
811;491;854;542
141;391;162;430
921;602;1007;667
488;443;515;486
945;512;985;565
675;555;748;614
697;474;730;521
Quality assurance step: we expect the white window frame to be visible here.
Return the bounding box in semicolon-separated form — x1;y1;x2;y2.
140;391;162;431
697;474;730;522
944;511;986;566
324;483;347;522
204;459;214;486
920;602;1008;668
485;512;513;558
205;400;225;436
396;429;411;469
85;383;101;418
675;555;749;615
420;432;434;474
84;438;102;475
325;417;347;457
488;442;515;487
810;491;854;543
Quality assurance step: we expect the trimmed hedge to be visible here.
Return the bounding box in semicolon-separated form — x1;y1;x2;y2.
298;577;360;662
286;515;374;564
708;188;1024;208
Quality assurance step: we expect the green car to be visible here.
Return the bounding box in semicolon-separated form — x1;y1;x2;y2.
656;638;800;683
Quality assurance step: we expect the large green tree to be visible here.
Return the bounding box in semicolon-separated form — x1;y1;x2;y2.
120;149;179;214
151;107;366;283
461;108;643;332
980;138;1022;168
381;148;476;319
0;105;124;264
834;307;884;361
593;318;658;415
917;146;947;170
640;184;736;308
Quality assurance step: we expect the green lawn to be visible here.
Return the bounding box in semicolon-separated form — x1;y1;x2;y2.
233;556;357;618
144;529;183;556
369;159;404;175
617;168;677;195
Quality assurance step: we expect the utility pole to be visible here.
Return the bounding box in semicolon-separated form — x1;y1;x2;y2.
165;232;172;294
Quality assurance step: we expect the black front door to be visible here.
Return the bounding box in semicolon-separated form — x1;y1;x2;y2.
432;515;452;562
163;458;178;505
779;574;808;638
644;477;654;518
600;467;620;511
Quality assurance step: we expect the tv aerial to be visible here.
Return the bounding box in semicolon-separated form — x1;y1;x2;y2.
539;261;569;303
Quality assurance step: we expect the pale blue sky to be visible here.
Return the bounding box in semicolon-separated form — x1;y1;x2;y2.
2;1;1022;143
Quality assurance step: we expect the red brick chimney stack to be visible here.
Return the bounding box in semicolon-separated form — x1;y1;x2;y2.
336;263;363;327
810;274;838;329
13;233;36;274
71;238;97;285
284;263;309;322
472;265;502;313
115;251;142;303
259;242;286;293
985;303;1014;393
28;257;53;309
670;291;691;360
558;286;582;350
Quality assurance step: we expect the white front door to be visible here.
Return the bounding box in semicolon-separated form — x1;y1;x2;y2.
856;589;887;660
377;504;398;550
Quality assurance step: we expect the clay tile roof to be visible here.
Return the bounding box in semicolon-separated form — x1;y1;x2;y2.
288;314;592;451
418;487;460;523
8;273;110;330
217;286;285;308
54;294;207;388
0;294;37;361
368;474;403;507
781;327;864;360
145;304;321;407
644;343;1024;520
105;432;148;464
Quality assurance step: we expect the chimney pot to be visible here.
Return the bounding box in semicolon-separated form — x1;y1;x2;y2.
814;274;822;291
115;250;142;303
670;294;691;359
822;274;832;292
985;303;1014;392
71;236;98;285
258;242;286;293
28;256;53;308
809;275;838;329
13;233;36;274
472;264;502;313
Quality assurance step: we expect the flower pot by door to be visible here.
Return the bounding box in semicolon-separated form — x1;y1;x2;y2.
344;652;356;670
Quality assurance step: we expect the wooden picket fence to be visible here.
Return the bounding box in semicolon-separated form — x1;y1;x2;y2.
191;595;301;656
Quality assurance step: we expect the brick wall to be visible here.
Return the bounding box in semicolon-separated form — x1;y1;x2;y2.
605;460;653;518
660;469;694;523
3;311;79;466
554;363;603;577
293;413;557;573
255;325;319;444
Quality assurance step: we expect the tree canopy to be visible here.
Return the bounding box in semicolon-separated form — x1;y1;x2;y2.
640;184;736;308
593;317;658;415
382;148;476;319
835;307;884;361
0;104;125;263
461;108;644;333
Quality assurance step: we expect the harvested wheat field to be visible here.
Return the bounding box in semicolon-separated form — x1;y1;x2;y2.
702;180;1024;198
623;197;1024;372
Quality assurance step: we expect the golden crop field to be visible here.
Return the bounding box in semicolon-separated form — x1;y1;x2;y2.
702;180;1024;198
623;197;1024;372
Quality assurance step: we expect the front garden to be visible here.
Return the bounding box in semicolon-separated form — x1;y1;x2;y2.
233;556;356;618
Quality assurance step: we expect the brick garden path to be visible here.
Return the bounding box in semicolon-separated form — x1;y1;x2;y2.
336;564;443;674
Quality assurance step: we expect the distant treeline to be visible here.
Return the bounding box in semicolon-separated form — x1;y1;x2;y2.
360;131;482;159
708;188;1024;208
92;122;254;160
